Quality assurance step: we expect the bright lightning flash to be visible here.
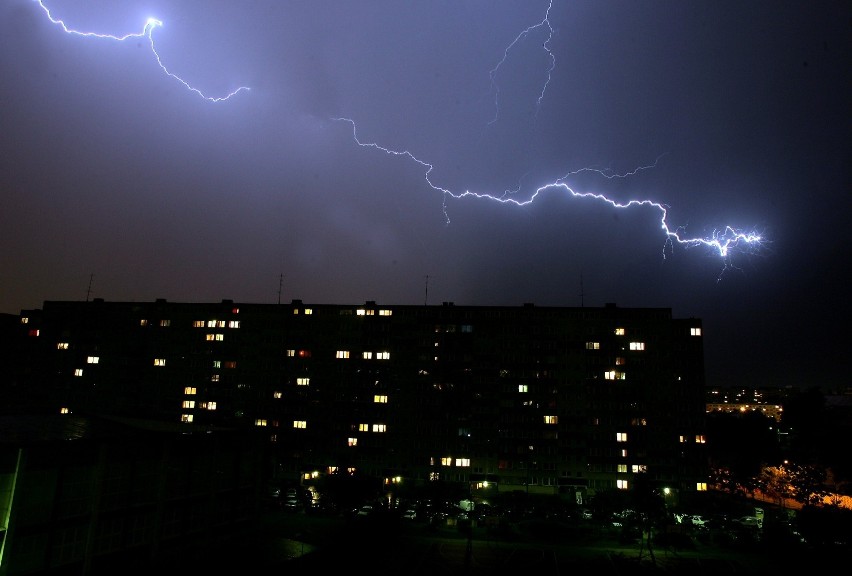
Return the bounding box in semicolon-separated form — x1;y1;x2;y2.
335;117;764;266
335;0;764;273
33;1;249;102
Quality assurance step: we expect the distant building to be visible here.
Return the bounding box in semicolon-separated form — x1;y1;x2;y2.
8;299;708;504
705;387;785;422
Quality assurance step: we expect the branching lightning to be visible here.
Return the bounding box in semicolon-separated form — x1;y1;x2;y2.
334;0;764;272
31;1;764;272
33;0;249;102
334;118;763;264
487;0;555;124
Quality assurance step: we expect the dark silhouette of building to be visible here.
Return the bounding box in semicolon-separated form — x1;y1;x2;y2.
2;298;709;573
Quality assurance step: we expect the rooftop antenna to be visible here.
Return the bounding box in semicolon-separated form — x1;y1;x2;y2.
278;273;283;305
86;273;94;302
424;275;429;306
580;273;584;308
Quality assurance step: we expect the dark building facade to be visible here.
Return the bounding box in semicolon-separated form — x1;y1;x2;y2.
9;299;708;504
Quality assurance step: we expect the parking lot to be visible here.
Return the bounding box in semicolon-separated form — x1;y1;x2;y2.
223;501;843;575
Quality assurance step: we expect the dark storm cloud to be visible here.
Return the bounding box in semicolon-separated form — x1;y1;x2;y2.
1;0;849;389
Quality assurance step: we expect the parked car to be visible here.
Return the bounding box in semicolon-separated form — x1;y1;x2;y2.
733;515;761;528
689;515;707;527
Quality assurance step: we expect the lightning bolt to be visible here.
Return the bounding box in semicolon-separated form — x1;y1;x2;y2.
334;0;764;273
487;0;555;125
32;0;249;102
333;118;763;268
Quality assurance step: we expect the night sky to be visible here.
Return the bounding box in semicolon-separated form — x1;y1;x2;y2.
1;1;849;389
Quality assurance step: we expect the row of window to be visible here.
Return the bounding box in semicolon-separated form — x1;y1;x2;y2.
586;341;646;350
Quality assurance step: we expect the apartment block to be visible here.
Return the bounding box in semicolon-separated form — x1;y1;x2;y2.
10;299;709;502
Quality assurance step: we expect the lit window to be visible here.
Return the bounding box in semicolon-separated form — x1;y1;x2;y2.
616;432;628;442
206;402;216;410
617;479;629;490
372;424;387;433
256;419;268;427
518;384;528;393
455;458;471;467
379;309;392;316
154;358;166;366
140;319;148;326
614;327;626;336
20;317;28;324
87;356;99;364
359;423;369;432
57;342;69;350
441;457;452;466
228;320;240;328
696;482;707;491
629;342;645;351
348;437;358;446
181;414;193;423
207;320;217;328
362;351;373;360
374;395;388;404
336;350;350;359
621;449;628;457
224;361;237;369
193;320;205;327
615;357;625;366
213;360;221;368
690;327;702;336
296;377;310;386
159;319;170;327
184;387;196;395
298;350;311;358
293;420;307;429
211;374;220;382
304;308;313;315
286;349;295;357
272;391;282;399
182;400;195;409
544;415;558;424
376;351;390;360
231;307;239;314
632;464;647;473
617;464;627;473
74;368;83;377
216;320;225;328
206;333;224;341
585;342;600;350
28;329;39;337
605;370;626;380
60;407;70;414
694;435;706;444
